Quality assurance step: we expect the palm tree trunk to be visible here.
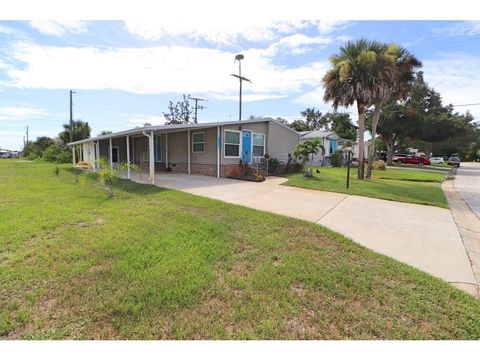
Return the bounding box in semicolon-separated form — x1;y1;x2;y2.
366;100;382;179
357;102;366;180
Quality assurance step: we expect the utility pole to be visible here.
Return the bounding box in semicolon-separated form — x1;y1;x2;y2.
188;95;206;123
230;54;251;121
70;90;76;143
26;125;29;145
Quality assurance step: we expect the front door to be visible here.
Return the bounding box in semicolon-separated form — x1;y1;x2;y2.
111;147;119;168
241;130;252;164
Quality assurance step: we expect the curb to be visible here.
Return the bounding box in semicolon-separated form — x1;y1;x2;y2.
442;178;480;298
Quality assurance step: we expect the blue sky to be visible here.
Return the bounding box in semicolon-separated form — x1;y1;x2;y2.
0;20;479;150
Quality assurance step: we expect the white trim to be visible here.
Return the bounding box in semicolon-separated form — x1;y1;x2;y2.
252;132;266;158
126;135;130;179
191;131;205;153
109;138;113;169
224;129;241;158
165;133;168;168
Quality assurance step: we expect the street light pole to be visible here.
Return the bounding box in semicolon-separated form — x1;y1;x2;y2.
231;54;251;121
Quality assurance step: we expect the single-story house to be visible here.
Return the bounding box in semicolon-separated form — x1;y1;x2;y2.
299;130;343;166
68;117;299;183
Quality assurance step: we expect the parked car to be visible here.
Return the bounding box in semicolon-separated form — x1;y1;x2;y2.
397;156;431;166
429;157;445;164
447;156;461;167
392;154;408;162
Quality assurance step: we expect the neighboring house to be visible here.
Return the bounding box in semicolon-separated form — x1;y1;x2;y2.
68;118;299;183
353;140;371;161
299;130;343;166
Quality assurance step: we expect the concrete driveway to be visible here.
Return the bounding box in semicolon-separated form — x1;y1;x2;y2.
128;172;478;295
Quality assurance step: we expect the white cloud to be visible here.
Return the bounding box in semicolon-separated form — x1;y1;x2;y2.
263;34;333;57
4;41;329;102
124;20;349;45
28;21;89;36
422;53;480;119
437;21;480;36
0;106;48;121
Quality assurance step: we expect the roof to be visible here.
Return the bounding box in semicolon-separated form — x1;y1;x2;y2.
68;117;298;146
299;130;342;140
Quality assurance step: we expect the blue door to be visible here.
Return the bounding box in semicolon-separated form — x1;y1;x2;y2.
241;130;252;164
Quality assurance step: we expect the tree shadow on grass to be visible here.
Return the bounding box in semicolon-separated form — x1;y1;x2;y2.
114;178;169;195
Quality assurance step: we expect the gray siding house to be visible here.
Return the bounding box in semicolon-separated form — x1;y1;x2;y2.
69;118;299;183
299;130;344;166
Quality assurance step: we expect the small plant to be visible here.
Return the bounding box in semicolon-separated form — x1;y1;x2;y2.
267;157;281;175
330;150;344;168
293;139;325;177
372;160;387;171
91;157;138;197
54;166;60;176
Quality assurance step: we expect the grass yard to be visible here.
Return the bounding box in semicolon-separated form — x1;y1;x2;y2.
1;160;479;339
284;167;448;208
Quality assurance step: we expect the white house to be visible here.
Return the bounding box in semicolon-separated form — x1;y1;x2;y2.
299;130;343;166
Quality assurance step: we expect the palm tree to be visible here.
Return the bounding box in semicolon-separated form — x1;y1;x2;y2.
293;139;325;177
365;44;422;178
323;39;386;180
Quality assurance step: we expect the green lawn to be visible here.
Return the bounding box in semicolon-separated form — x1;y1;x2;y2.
1;160;479;339
284;167;448;208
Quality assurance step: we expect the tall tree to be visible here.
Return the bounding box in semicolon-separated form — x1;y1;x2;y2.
323;112;357;141
323;39;385;179
300;108;328;130
163;95;194;125
59;120;91;145
366;44;421;178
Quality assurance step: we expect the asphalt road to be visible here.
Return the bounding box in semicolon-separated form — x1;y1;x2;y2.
454;162;480;218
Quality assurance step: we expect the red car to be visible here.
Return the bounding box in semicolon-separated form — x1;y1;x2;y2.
397;156;431;165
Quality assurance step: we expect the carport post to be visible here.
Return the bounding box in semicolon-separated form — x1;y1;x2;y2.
109;138;113;169
95;141;100;170
126;135;131;179
72;145;76;166
149;131;155;184
187;129;191;175
217;126;220;178
165;133;169;168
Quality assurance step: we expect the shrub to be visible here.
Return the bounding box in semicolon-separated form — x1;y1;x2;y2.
372;160;387;171
330;150;344;167
267;158;281;174
286;153;303;173
42;143;71;163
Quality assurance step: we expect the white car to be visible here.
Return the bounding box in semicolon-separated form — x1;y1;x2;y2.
429;157;444;164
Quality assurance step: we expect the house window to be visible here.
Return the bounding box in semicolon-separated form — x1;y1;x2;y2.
224;130;240;157
253;133;265;157
192;132;205;153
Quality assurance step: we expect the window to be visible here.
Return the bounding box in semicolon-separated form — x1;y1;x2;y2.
224;130;240;157
192;132;205;153
253;133;265;157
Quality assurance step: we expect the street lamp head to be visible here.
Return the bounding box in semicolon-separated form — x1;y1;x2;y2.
235;54;244;62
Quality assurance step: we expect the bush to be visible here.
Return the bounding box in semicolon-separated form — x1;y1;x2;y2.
330;150;344;167
372;160;386;171
267;158;281;175
42;143;71;163
286;153;303;173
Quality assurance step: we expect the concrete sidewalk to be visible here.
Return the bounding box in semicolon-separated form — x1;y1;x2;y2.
128;172;478;296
